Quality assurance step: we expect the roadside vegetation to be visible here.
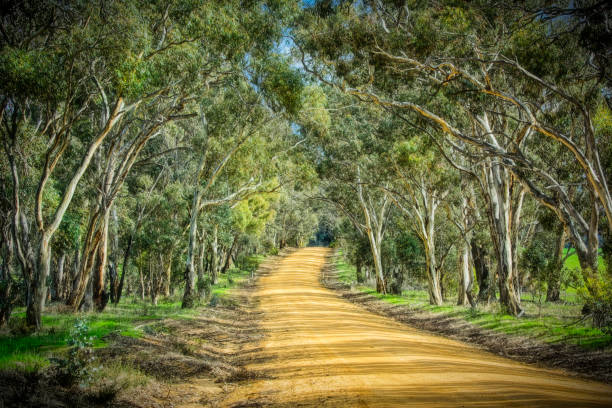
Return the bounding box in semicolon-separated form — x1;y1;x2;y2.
0;254;265;406
335;252;611;350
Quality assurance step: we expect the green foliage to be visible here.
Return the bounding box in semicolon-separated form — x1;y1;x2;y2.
0;299;205;373
0;47;63;100
2;0;611;380
335;253;358;285
197;276;212;299
50;319;96;386
235;254;264;275
580;277;612;331
358;287;612;350
256;55;304;115
299;85;331;134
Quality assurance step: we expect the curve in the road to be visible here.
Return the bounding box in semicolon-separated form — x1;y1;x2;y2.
222;247;612;407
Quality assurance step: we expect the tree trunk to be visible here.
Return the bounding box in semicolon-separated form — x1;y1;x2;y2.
414;188;443;306
150;256;158;306
0;260;15;327
108;207;120;304
80;274;93;312
138;264;145;301
108;262;118;304
483;160;523;316
26;234;52;330
164;257;172;297
472;242;493;303
493;219;522;315
424;235;443;305
93;210;110;311
68;247;81;303
394;179;445;305
0;279;13;327
354;170;389;294
211;224;219;285
67;209;103;310
115;234;132;305
546;227;566;302
457;240;472;306
182;189;201;308
52;252;66;302
575;246;600;294
365;228;385;294
373;248;385;293
457;192;475;307
197;234;206;298
221;234;239;275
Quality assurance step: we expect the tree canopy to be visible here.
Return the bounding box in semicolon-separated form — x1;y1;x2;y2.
1;0;611;334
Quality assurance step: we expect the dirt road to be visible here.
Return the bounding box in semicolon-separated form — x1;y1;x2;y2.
222;247;612;407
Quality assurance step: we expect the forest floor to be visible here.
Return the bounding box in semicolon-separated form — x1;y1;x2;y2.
219;247;612;407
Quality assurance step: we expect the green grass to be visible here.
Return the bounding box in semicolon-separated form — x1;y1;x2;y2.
0;298;198;372
335;255;358;285
335;254;612;350
0;255;266;373
563;248;606;273
212;254;265;296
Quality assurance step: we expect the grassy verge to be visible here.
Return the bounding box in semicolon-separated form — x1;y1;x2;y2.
563;248;606;273
212;254;266;297
0;299;199;373
0;254;266;373
334;254;612;350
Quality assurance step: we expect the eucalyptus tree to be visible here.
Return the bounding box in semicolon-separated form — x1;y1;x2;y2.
180;77;296;307
1;1;154;328
296;0;612;315
138;179;184;306
447;176;478;306
229;194;277;263
111;160;182;305
271;192;319;249
66;0;299;312
303;92;393;293
388;134;458;305
1;0;301;328
0;178;16;326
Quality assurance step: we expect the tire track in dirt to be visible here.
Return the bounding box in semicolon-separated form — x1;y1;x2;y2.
221;247;612;407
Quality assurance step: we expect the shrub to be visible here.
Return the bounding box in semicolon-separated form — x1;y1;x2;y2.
50;318;96;386
580;277;612;331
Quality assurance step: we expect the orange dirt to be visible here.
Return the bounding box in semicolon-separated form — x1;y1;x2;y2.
221;247;612;407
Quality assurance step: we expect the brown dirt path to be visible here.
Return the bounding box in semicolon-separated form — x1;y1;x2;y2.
221;247;612;407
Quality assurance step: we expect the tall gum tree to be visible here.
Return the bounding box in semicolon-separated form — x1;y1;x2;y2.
296;0;611;314
302;92;392;293
67;0;295;312
388;138;455;305
180;79;293;307
1;0;300;328
0;2;146;328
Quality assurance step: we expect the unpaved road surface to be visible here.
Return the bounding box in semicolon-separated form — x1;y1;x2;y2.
222;247;612;407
